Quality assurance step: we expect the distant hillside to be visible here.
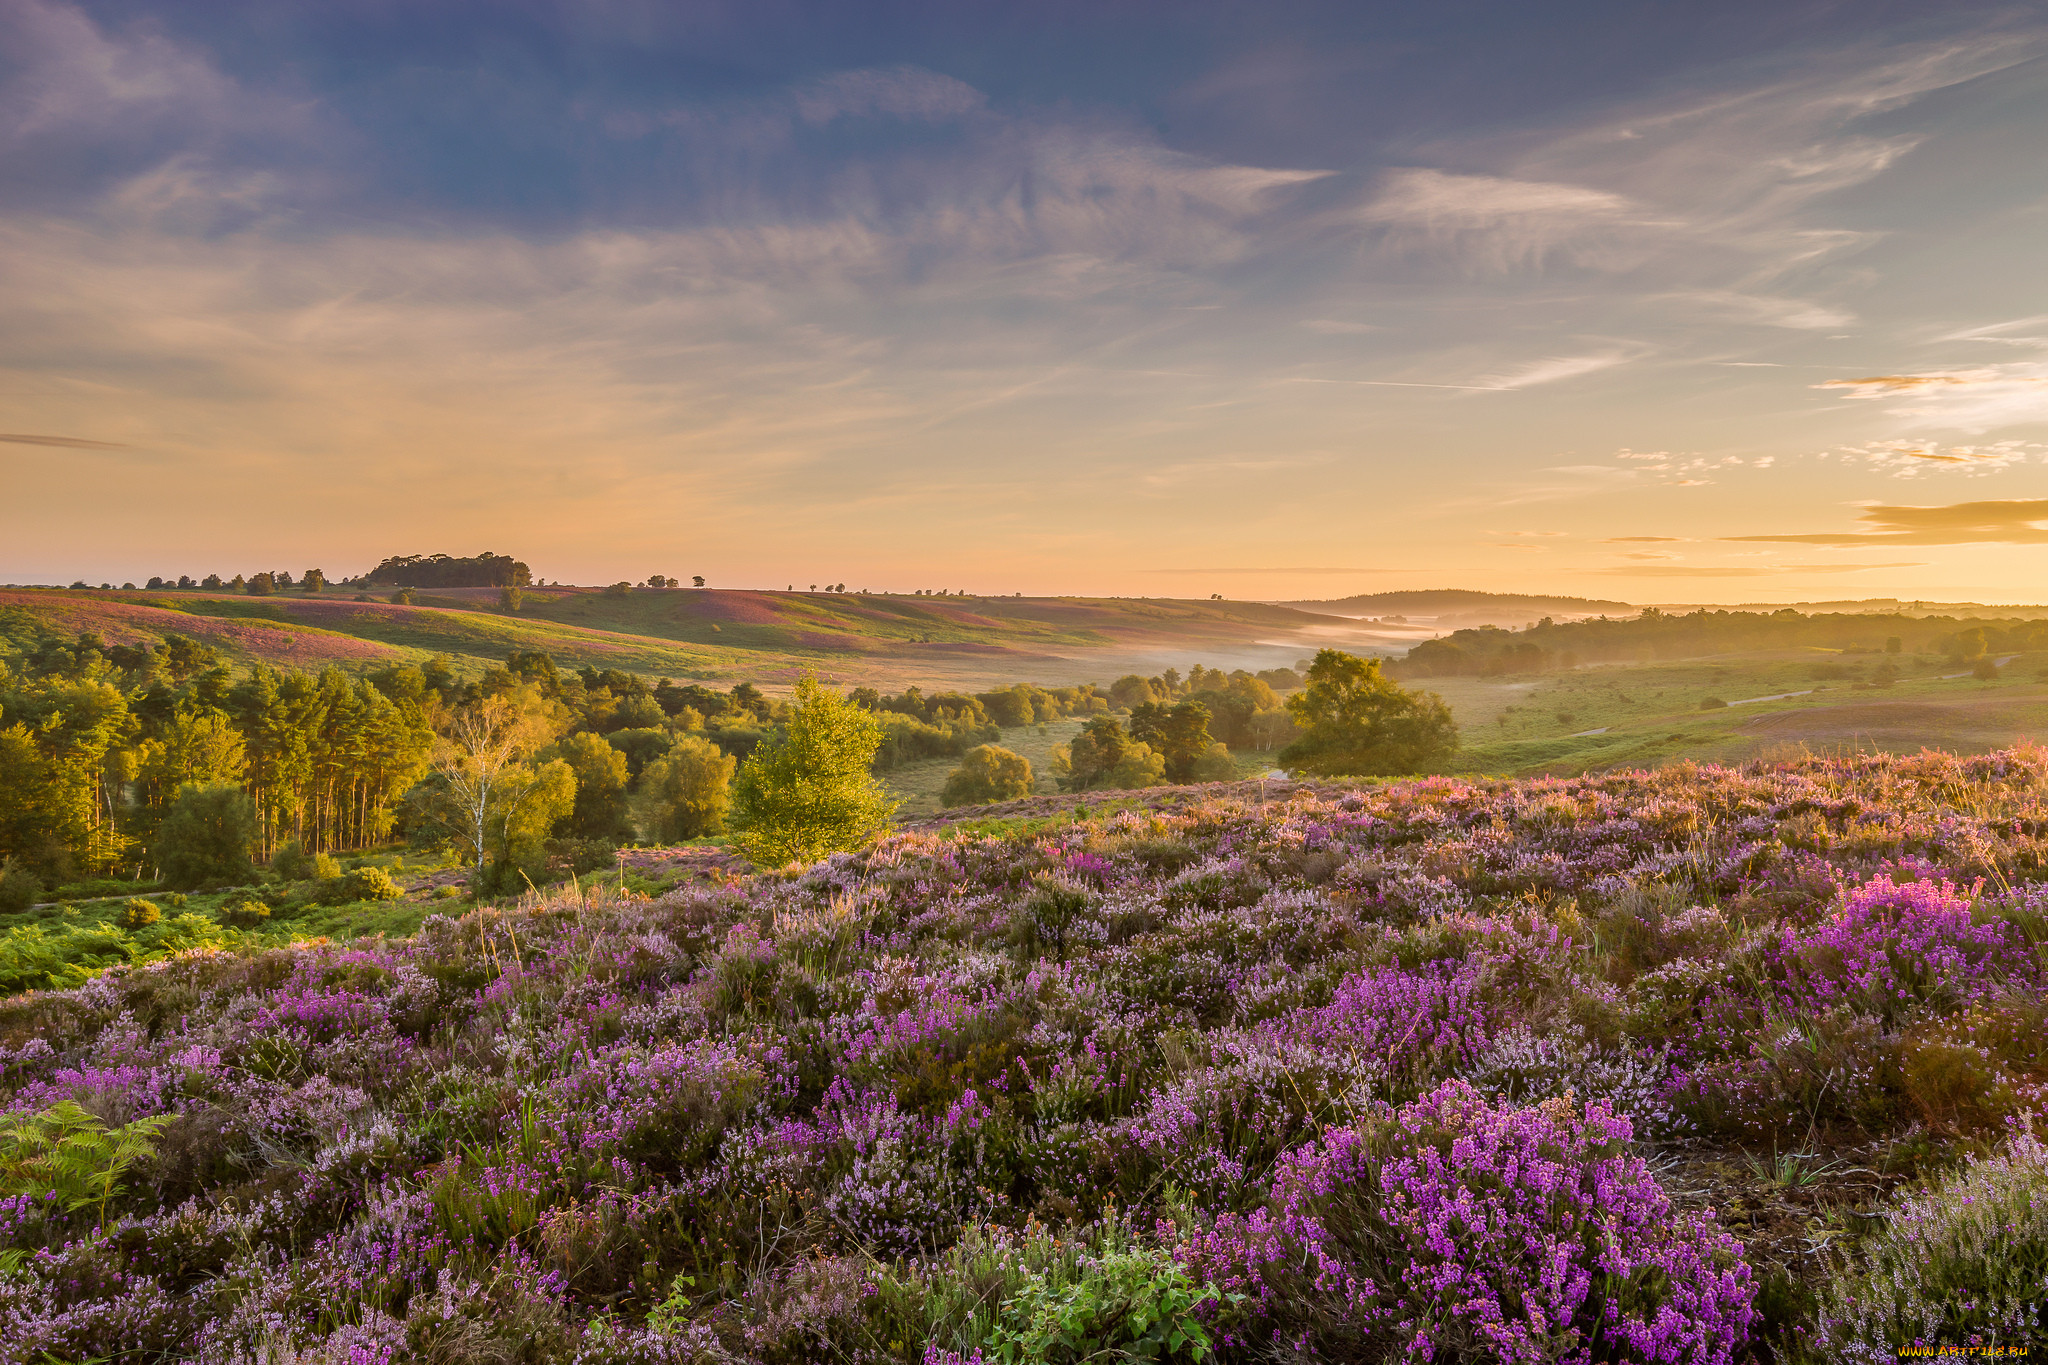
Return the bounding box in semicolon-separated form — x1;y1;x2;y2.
0;587;1366;690
1279;589;1634;627
1655;598;2048;619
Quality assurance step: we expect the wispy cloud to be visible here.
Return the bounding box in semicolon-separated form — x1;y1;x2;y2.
1814;439;2042;478
1481;353;1633;389
1139;566;1389;575
1729;499;2048;546
0;433;127;449
1813;366;2048;430
1594;561;1923;577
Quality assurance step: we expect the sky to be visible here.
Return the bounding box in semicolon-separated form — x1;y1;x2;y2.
4;0;2048;603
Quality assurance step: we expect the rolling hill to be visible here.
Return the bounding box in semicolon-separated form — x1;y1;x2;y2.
0;586;1372;689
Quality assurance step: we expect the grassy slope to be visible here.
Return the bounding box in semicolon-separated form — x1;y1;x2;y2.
0;587;1361;689
1430;647;2048;775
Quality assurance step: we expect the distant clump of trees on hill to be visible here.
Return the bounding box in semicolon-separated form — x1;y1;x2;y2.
1394;606;2048;678
362;552;531;588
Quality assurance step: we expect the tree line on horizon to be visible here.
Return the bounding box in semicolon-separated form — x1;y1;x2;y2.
1393;605;2048;678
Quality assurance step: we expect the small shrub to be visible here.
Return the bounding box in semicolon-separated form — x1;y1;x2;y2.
1181;1080;1755;1363
984;1233;1229;1364
217;893;271;928
1700;697;1728;710
273;839;315;881
1812;1127;2048;1357
942;744;1035;807
154;783;257;889
0;860;40;914
319;865;404;904
119;898;161;929
0;1100;176;1227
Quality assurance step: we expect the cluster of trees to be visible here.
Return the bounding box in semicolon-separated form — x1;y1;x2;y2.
109;571;332;595
0;630;434;893
0;626;798;898
1107;664;1301;749
1395;607;2048;679
362;552;531;588
850;682;1109;772
1048;650;1454;790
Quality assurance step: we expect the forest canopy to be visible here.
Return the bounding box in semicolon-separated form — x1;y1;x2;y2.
361;552;532;588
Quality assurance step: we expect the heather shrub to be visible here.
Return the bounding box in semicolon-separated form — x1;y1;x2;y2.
1775;875;2021;1022
1467;1024;1680;1136
1895;991;2048;1135
1811;1127;2048;1358
14;748;2048;1356
1180;1080;1755;1364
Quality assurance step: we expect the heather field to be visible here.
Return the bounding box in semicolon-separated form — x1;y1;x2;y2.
7;750;2048;1361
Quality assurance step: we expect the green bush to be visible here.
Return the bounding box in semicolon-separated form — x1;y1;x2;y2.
0;1101;175;1228
319;865;404;904
312;852;343;881
218;893;271;928
906;1214;1232;1363
154;783;257;889
985;1239;1228;1363
0;924;132;994
119;898;161;929
153;913;229;953
1812;1127;2048;1353
942;744;1035;807
0;860;40;914
273;839;315;881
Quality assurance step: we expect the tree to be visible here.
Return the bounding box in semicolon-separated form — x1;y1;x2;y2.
553;731;632;840
635;736;735;841
942;744;1034;806
692;576;705;588
1109;675;1161;711
302;569;325;593
499;585;524;612
1051;717;1166;792
426;694;559;882
154;783;258;889
604;582;631;597
1128;699;1216;782
728;676;895;865
1280;649;1458;776
246;573;274;596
